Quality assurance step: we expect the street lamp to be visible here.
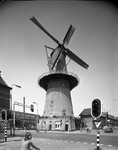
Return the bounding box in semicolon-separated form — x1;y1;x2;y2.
10;84;21;111
33;102;39;125
11;84;21;136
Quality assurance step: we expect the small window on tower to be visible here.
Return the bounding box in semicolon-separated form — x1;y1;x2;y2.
50;101;54;107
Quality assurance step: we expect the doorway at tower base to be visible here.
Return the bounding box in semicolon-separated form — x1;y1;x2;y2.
37;116;75;131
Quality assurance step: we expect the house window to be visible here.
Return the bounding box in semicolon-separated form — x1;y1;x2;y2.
55;121;61;129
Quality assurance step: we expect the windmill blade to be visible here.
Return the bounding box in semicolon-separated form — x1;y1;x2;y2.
65;48;89;69
30;16;60;45
63;25;75;46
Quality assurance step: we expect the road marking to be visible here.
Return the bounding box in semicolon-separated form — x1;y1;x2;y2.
91;143;95;145
84;142;87;144
77;142;80;143
108;145;113;147
70;141;73;142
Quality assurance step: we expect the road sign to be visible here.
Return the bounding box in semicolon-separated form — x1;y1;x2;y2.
93;119;102;129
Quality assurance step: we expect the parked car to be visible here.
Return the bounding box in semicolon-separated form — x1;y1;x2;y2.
103;126;108;130
104;127;113;133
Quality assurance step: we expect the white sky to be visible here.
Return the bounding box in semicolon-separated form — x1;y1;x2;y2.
0;1;118;117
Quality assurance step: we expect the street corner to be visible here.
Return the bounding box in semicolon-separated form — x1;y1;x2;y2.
0;136;22;146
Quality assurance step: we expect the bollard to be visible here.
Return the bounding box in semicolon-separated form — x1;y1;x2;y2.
4;121;7;142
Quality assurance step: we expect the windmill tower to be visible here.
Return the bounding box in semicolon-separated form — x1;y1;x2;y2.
30;17;89;131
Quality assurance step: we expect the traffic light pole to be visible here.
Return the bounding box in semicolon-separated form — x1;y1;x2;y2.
1;109;7;142
13;101;33;136
4;120;7;142
91;99;102;150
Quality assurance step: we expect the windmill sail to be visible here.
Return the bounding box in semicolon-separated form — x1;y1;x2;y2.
66;48;89;69
30;16;60;44
63;25;75;46
30;16;89;70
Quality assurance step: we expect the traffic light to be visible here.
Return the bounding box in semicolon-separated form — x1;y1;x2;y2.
91;99;101;118
1;109;7;120
30;104;34;112
7;110;13;120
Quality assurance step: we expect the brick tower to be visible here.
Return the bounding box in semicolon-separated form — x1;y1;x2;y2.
30;16;89;131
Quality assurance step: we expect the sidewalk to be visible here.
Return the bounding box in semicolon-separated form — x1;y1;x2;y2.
0;136;22;144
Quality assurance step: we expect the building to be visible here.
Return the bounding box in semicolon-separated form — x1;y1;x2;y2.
37;53;79;131
0;72;38;131
79;108;118;130
0;72;12;110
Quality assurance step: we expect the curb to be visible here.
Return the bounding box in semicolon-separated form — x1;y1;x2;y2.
0;137;22;145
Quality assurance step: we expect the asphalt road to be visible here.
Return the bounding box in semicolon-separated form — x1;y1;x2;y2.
0;130;118;150
31;131;118;147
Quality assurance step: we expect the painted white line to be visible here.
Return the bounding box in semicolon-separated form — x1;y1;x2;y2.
65;141;67;142
84;142;87;144
77;142;80;143
70;141;73;142
91;143;95;145
108;145;113;147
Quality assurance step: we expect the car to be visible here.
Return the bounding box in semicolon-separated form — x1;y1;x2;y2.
104;127;113;133
103;126;108;130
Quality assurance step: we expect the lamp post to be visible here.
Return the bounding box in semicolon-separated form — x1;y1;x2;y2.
113;98;118;117
11;84;21;111
11;84;21;136
33;102;38;126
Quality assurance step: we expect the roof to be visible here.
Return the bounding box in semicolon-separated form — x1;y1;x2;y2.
79;108;91;116
0;72;11;89
79;108;118;120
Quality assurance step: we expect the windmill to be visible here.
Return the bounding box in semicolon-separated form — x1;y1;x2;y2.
30;16;89;72
30;16;89;131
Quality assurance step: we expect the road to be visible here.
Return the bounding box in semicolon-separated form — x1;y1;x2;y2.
32;131;118;147
0;130;118;150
